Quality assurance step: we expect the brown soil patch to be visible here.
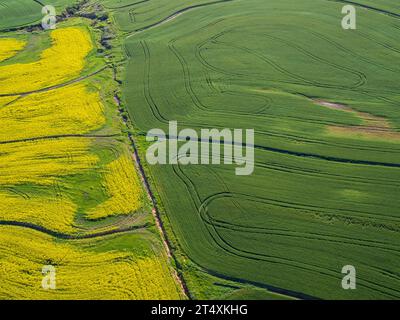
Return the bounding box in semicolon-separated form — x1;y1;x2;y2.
314;99;400;141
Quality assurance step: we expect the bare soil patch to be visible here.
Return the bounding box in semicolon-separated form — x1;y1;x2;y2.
314;100;400;141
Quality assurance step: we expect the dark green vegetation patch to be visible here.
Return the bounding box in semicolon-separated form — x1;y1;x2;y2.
110;0;400;299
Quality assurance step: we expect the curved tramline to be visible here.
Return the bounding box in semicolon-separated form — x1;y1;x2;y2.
118;0;400;299
1;0;399;301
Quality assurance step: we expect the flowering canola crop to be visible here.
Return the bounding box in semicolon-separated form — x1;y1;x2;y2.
87;154;144;220
0;84;105;142
0;38;25;62
0;192;77;233
0;25;182;299
0;138;98;186
0;96;19;108
0;226;183;299
0;27;92;94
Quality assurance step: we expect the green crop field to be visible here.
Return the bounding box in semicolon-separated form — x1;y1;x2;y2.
0;0;76;30
105;0;230;31
0;0;399;302
0;0;42;30
106;0;400;299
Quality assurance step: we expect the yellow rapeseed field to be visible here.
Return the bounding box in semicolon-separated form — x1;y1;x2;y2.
0;26;182;299
0;84;105;141
0;138;98;186
0;96;19;108
0;226;183;299
0;192;77;233
0;27;92;94
86;154;144;220
0;38;25;62
0;138;97;233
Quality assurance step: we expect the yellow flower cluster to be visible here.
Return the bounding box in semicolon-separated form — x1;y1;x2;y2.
0;27;92;94
0;226;183;300
0;38;25;62
0;138;98;186
0;29;105;234
0;29;102;233
0;96;18;108
0;27;181;299
0;192;77;233
0;84;105;142
86;154;144;220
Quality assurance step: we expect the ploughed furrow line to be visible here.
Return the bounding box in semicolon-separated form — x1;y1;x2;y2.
0;220;149;239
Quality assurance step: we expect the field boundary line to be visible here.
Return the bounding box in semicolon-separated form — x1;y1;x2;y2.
0;220;150;239
0;65;109;97
126;0;235;36
113;88;190;298
0;133;120;145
